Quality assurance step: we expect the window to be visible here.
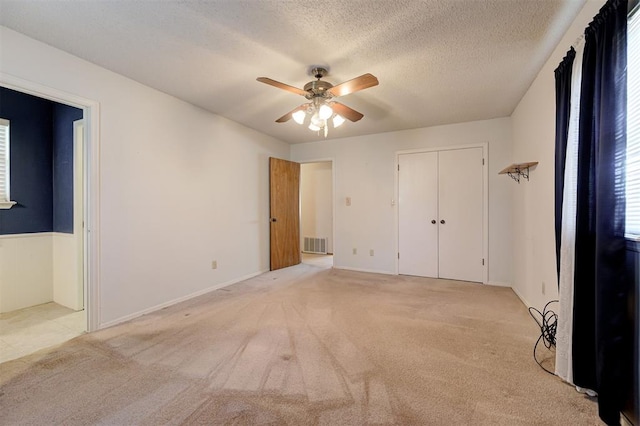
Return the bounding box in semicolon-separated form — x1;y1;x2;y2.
627;7;640;238
0;118;15;209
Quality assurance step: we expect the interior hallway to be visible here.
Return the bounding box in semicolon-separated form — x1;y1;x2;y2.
301;253;333;268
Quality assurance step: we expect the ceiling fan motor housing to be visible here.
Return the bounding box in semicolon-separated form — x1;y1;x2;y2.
310;66;328;78
304;80;334;99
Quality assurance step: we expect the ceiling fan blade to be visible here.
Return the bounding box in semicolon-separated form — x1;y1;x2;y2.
275;104;307;123
331;102;364;122
257;77;308;96
327;73;379;98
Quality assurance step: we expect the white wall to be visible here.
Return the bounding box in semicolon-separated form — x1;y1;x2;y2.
291;118;513;283
52;233;82;310
0;26;290;327
300;162;333;254
510;1;603;309
0;234;53;313
2;231;82;314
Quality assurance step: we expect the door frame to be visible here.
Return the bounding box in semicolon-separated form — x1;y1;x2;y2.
73;119;85;312
394;143;488;283
299;158;335;260
1;72;101;331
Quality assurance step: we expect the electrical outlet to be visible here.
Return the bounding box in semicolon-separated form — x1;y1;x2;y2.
212;260;218;269
369;249;374;256
352;248;357;255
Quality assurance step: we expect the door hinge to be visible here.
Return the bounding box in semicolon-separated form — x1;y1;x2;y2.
482;158;485;166
398;252;400;259
397;164;400;171
482;258;485;266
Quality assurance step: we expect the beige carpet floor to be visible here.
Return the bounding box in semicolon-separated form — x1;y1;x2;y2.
0;262;600;425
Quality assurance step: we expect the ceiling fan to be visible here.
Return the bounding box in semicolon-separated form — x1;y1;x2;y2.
257;67;379;137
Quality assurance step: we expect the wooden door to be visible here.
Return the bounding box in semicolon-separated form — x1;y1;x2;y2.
398;152;439;277
438;148;484;282
270;157;301;270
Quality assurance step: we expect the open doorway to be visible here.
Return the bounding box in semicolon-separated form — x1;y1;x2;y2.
0;86;89;363
300;161;334;268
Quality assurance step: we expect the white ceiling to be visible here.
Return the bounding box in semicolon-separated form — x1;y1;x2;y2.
0;0;586;144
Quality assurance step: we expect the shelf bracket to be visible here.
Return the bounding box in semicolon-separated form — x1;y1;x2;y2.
499;162;538;184
507;166;530;183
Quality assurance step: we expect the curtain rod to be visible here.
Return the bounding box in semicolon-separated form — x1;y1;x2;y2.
570;0;636;51
572;33;585;50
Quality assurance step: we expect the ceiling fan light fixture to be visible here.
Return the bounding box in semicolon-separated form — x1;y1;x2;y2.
310;112;324;128
308;123;321;132
318;103;333;120
332;114;345;128
292;109;306;125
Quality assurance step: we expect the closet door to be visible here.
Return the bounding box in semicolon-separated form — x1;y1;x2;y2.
398;152;439;277
438;148;484;282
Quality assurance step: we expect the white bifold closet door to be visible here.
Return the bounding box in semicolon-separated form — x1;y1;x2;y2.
398;147;484;282
398;151;439;277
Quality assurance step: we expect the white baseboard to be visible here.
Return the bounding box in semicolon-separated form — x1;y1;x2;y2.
510;286;532;308
0;232;54;239
99;269;269;329
333;266;396;276
487;281;511;287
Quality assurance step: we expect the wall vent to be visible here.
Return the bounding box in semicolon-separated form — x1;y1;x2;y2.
303;237;328;254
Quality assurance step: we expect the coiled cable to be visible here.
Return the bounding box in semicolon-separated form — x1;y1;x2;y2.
528;300;559;375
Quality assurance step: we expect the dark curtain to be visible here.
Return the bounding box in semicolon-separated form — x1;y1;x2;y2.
572;0;630;424
554;48;576;283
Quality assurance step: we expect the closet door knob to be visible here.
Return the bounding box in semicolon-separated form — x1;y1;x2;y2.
431;220;436;224
440;219;446;224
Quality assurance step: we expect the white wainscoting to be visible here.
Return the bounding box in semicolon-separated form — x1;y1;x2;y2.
0;232;82;313
53;233;83;311
0;233;53;313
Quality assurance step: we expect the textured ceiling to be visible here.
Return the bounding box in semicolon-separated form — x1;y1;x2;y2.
0;0;586;144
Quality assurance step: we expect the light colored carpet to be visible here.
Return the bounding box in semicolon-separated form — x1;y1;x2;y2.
0;263;600;425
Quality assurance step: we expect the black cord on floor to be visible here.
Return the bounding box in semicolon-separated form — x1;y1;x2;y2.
528;300;559;375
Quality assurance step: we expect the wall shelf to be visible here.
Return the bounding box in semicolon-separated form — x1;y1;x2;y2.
499;162;538;183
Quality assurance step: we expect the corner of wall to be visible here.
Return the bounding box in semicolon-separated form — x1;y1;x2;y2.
509;0;602;310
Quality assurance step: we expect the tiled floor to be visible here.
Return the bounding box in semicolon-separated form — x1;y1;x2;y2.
0;302;86;364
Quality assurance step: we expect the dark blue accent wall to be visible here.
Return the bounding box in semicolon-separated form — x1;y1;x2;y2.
0;87;53;234
0;87;82;235
53;104;83;233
